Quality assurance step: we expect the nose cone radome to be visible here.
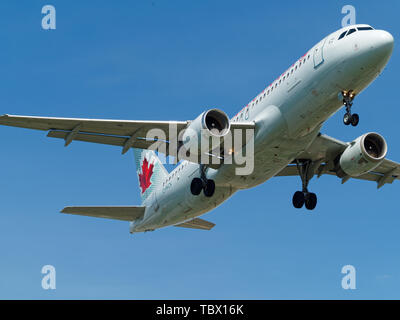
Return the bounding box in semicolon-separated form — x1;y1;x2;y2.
374;30;394;58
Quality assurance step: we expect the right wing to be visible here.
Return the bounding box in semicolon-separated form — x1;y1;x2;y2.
174;218;215;230
0;114;187;154
61;206;146;221
0;114;254;160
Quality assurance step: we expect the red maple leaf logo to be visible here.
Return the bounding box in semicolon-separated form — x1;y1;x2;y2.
139;157;154;193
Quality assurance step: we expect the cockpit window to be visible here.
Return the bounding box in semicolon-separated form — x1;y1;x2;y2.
357;26;374;31
338;26;373;40
338;31;347;40
346;28;357;36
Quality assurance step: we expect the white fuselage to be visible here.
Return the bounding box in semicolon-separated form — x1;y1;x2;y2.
131;24;394;233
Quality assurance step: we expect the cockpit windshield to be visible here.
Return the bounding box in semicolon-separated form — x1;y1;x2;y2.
347;28;357;36
338;31;347;40
357;26;374;31
338;26;374;40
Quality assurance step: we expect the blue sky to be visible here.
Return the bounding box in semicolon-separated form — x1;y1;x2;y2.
0;0;399;299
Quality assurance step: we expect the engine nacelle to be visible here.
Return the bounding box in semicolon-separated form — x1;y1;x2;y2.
181;108;230;155
338;132;387;177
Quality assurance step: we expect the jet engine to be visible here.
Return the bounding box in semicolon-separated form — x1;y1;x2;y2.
338;132;387;177
181;108;230;155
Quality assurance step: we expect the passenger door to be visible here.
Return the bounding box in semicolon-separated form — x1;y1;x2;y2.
313;38;326;68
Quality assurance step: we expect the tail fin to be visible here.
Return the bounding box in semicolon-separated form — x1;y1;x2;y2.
133;148;169;203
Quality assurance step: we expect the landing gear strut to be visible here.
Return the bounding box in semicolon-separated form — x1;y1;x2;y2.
342;90;359;127
292;160;318;210
190;165;215;197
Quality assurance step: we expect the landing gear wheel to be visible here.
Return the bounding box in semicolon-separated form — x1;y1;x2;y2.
203;179;215;197
190;178;203;196
343;113;352;125
305;192;317;210
292;160;319;210
292;191;305;208
351;113;359;127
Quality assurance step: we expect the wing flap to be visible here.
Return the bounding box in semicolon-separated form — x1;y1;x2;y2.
175;218;215;230
61;206;146;221
47;130;156;149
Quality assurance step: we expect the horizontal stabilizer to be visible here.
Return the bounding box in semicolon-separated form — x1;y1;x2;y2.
61;206;146;221
175;218;215;230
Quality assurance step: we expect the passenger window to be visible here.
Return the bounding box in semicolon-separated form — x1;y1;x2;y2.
347;28;356;36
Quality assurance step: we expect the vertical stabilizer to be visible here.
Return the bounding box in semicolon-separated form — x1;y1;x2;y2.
133;148;169;203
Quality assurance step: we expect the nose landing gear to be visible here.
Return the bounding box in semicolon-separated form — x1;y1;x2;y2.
292;160;318;210
342;90;359;126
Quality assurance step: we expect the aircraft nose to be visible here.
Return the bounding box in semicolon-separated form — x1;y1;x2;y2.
373;30;394;57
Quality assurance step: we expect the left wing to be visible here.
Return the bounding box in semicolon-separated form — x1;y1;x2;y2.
275;133;400;188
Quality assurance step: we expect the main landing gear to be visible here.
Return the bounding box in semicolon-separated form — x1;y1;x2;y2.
342;90;359;127
292;160;317;210
190;165;215;197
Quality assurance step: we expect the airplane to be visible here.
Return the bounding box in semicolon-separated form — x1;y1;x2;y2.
0;24;397;234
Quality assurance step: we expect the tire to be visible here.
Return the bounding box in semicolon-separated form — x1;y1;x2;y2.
351;113;359;126
305;192;317;210
190;178;203;196
343;113;351;125
292;191;305;208
203;179;215;197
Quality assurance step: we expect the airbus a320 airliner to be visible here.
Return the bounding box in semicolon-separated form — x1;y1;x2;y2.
0;24;397;234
